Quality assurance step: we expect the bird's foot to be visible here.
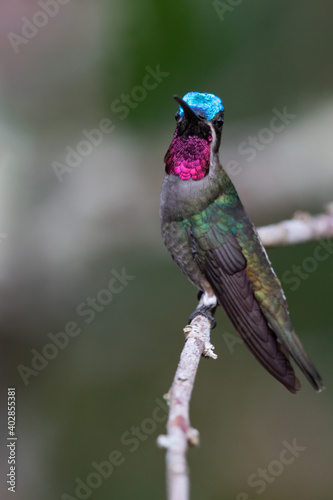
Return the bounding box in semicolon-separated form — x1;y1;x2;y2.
188;306;216;329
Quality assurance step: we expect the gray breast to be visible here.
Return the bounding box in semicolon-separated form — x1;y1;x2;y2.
160;172;221;223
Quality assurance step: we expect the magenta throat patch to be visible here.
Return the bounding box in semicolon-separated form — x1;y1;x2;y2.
165;132;212;180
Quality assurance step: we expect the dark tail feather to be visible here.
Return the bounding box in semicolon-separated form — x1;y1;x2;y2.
212;270;302;393
232;311;301;394
277;331;324;393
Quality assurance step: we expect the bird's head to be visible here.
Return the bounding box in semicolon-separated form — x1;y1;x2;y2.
165;91;224;181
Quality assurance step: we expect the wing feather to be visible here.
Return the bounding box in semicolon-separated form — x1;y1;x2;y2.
191;232;300;393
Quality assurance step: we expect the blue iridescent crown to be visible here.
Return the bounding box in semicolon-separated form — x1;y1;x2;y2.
178;91;224;121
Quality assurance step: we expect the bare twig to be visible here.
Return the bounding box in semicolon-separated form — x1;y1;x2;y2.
157;315;217;500
158;203;333;500
258;202;333;247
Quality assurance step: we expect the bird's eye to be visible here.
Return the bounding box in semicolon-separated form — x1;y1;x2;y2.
175;111;181;122
216;116;224;129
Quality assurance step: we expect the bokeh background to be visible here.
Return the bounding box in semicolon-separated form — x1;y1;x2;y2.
1;1;333;499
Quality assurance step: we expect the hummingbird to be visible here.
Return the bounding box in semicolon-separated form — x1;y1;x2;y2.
160;91;323;394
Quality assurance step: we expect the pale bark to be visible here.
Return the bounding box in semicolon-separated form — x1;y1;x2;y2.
258;203;333;247
157;315;216;500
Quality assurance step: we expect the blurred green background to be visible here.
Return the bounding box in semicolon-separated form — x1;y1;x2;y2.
1;1;333;499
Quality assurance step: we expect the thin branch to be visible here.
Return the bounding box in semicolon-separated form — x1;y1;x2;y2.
158;203;333;500
157;315;217;500
258;203;333;247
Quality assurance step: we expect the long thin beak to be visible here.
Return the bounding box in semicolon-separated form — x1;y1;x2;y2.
173;95;203;123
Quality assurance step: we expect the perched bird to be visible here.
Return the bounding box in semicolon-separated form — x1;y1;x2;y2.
160;91;323;393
